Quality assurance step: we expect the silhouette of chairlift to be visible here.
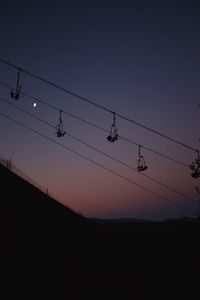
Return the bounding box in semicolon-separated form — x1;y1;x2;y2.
136;145;148;172
190;151;200;178
107;112;118;143
56;110;66;137
10;68;23;100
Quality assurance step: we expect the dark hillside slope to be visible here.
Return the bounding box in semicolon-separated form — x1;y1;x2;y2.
0;163;99;278
1;163;200;298
0;163;91;230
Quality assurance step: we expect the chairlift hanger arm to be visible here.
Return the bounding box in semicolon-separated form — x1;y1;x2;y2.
16;68;21;88
10;68;23;100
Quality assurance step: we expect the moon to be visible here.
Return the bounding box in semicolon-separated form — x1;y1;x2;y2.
33;102;37;107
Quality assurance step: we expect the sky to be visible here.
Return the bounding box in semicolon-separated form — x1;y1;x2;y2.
0;0;200;221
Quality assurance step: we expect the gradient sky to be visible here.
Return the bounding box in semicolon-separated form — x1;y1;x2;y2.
0;0;200;220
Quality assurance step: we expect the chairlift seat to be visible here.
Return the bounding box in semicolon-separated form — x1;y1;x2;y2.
107;134;118;143
137;165;148;172
57;131;66;138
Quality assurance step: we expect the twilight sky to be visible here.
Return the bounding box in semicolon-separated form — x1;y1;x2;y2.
0;0;200;220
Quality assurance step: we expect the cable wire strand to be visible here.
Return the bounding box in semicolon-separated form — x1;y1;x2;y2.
0;58;198;153
0;96;198;207
0;111;196;216
0;80;189;168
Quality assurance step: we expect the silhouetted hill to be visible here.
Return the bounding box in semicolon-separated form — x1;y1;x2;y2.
0;163;102;296
0;163;98;265
91;217;157;223
1;163;200;299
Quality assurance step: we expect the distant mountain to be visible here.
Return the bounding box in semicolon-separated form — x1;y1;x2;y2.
90;217;158;224
162;216;200;223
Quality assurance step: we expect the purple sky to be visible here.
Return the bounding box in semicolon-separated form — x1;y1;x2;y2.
0;0;200;220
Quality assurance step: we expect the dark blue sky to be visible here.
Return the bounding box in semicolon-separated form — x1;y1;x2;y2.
0;0;200;220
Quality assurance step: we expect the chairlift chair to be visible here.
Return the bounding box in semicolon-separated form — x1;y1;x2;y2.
10;68;23;100
56;110;66;137
107;112;118;143
136;145;148;172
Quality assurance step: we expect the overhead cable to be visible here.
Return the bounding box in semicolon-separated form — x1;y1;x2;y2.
0;111;196;216
0;96;198;206
0;80;189;168
0;58;198;153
